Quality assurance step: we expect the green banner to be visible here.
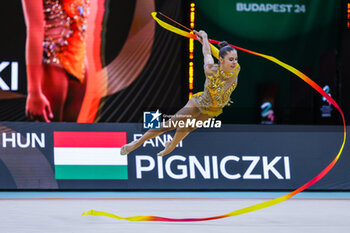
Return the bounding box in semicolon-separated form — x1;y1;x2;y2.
197;0;339;41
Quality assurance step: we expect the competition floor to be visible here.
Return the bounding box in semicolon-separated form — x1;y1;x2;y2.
1;191;350;233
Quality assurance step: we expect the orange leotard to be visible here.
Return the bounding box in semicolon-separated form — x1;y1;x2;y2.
43;0;89;82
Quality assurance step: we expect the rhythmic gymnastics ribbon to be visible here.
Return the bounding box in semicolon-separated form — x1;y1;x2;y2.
83;12;347;222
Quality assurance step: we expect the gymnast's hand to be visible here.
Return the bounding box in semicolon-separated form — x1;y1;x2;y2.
193;30;208;43
26;92;54;122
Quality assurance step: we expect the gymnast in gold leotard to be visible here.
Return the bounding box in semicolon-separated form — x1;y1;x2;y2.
121;30;240;157
192;62;240;117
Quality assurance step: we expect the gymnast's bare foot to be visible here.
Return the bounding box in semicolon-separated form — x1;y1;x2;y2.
157;141;172;157
120;140;140;155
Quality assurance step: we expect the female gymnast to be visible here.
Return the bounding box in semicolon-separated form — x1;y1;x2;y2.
22;0;89;122
22;0;155;122
121;30;240;157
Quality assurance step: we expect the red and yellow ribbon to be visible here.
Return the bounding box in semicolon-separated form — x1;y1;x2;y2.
83;12;347;222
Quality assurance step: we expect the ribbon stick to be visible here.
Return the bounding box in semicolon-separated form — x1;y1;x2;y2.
83;12;347;222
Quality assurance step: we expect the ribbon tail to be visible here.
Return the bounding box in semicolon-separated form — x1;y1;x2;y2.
151;12;195;39
151;12;220;60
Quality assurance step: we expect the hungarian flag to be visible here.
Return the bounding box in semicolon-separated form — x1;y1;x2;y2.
53;131;128;180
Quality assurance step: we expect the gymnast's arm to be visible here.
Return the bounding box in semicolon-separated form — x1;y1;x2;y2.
22;0;44;94
22;0;53;122
193;30;215;74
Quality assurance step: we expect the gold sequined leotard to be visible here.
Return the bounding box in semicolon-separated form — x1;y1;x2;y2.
192;63;240;117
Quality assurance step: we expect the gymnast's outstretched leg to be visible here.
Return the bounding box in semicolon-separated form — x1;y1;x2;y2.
120;98;200;155
120;124;173;155
157;113;212;157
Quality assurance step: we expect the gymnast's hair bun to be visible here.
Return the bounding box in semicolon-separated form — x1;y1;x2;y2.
218;41;229;48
